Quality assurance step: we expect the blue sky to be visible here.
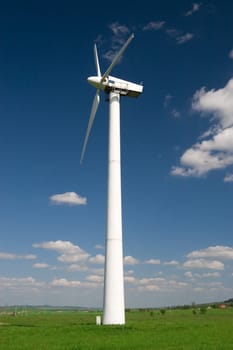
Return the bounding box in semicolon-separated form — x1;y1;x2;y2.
0;0;233;308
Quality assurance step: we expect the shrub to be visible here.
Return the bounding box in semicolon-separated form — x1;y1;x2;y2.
200;306;207;314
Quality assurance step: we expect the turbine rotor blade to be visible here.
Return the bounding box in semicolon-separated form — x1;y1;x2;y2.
80;90;100;164
94;44;101;77
101;33;134;82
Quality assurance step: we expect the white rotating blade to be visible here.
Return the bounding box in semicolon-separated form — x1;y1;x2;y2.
80;90;100;164
101;33;134;82
94;44;101;77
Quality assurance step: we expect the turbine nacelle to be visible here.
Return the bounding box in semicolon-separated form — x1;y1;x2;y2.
87;75;143;98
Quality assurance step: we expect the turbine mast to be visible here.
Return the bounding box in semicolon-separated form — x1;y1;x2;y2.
103;91;125;325
81;34;143;325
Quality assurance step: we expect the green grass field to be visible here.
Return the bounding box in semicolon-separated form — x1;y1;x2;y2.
0;308;233;349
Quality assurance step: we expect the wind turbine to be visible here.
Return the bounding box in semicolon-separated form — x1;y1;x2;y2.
81;33;143;325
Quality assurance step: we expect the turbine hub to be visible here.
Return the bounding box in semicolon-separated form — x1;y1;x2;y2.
87;76;102;89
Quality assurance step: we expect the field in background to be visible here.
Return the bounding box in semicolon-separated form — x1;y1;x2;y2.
0;308;233;349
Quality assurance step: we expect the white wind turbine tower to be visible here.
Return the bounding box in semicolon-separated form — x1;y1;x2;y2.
81;34;143;325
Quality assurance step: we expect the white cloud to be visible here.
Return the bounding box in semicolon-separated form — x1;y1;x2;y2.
0;252;36;260
185;271;220;279
51;278;100;289
0;277;45;290
33;263;50;269
192;79;233;128
163;94;173;108
125;269;134;276
145;258;161;265
89;254;105;264
138;277;188;292
95;244;104;250
4;237;232;306
192;280;228;294
85;275;103;283
171;132;233;177
163;95;181;118
171;109;181;118
124;276;137;284
33;240;90;263
166;28;180;38
51;278;81;287
168;280;188;288
102;50;117;63
184;271;193;278
172;78;233;178
224;173;233;182
94;35;103;46
50;192;87;206
109;22;130;37
176;33;194;44
22;254;36;260
67;264;88;271
171;166;188;176
143;21;165;31
164;260;179;266
198;125;219;140
139;277;165;285
229;49;233;59
171;108;180;118
166;28;194;45
124;255;140;265
89;267;104;275
185;3;202;16
187;246;233;260
103;22;131;62
58;254;86;263
194;127;233;151
198;272;221;278
183;258;224;270
140;285;161;292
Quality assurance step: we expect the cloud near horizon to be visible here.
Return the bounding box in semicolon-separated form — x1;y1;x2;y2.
89;254;105;264
145;258;161;265
124;255;140;265
0;252;36;260
33;263;50;269
1;243;233;305
182;246;233;271
187;246;233;260
33;240;90;263
183;258;224;270
0;276;45;290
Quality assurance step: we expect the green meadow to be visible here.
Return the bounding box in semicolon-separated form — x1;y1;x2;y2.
0;308;233;349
